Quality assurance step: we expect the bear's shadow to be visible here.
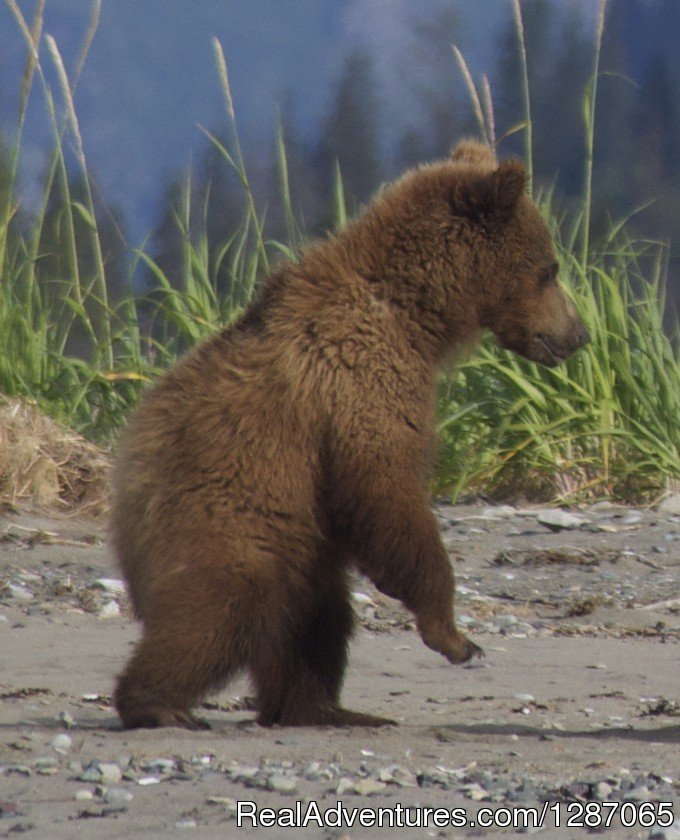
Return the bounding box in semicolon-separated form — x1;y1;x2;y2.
4;717;679;745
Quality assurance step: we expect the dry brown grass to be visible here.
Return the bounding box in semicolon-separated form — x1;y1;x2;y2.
0;397;110;517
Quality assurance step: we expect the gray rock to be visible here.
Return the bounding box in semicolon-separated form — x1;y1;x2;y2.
94;578;127;597
482;505;519;520
303;761;321;780
592;781;613;799
354;778;387;796
174;818;198;829
99;600;120;619
460;782;489;801
335;777;356;796
229;763;259;781
7;584;34;602
50;734;72;755
493;614;519;628
98;763;123;784
624;785;650;800
649;818;680;840
267;774;297;794
103;787;133;808
658;493;680;515
378;764;417;787
537;510;588;531
144;758;176;774
57;711;74;728
34;757;58;771
78;767;103;783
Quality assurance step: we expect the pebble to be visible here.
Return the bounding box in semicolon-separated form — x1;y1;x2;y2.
174;818;198;829
99;600;120;619
98;763;123;785
482;505;519;519
94;578;127;596
537;510;588;531
228;764;259;781
78;763;104;783
378;765;417;787
494;614;518;628
623;785;649;801
103;787;133;809
658;493;680;515
58;711;74;728
267;774;297;794
74;789;94;802
206;795;236;806
34;756;57;771
592;781;613;799
336;777;356;796
50;734;72;755
303;761;321;780
7;584;34;602
353;778;387;796
649;818;680;840
461;783;489;801
145;758;176;774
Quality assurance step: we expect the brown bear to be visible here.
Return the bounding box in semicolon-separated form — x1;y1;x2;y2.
111;140;589;730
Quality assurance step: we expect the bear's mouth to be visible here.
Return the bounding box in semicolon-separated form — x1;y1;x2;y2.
534;333;567;367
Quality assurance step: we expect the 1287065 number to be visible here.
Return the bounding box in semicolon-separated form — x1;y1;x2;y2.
556;801;674;829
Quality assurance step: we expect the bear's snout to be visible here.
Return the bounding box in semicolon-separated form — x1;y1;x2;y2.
531;317;590;367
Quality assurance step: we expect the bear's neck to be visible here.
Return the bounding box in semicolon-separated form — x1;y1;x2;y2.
319;215;482;365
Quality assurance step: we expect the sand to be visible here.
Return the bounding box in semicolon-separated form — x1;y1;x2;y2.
1;502;678;839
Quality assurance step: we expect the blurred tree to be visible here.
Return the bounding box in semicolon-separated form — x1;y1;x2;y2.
317;48;383;212
591;0;638;228
635;55;679;198
494;0;555;160
406;5;466;157
393;4;473;170
539;8;591;199
148;176;187;291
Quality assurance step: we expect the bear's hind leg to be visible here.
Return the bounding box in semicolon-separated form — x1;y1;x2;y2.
115;630;215;730
115;593;247;730
254;572;395;728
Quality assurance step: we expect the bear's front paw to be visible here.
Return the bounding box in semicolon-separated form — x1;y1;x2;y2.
419;624;485;664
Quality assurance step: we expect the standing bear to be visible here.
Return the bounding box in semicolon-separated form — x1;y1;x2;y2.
112;140;590;730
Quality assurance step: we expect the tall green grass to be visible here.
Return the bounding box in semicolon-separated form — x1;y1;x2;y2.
438;0;679;502
0;0;678;500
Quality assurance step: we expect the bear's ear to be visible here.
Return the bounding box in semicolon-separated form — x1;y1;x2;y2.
450;139;497;168
452;159;526;223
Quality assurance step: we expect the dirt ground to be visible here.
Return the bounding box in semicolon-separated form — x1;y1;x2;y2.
1;501;678;839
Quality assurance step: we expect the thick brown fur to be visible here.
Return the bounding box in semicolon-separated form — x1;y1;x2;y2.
112;140;589;730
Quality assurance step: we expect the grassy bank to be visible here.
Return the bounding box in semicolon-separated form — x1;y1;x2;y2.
1;0;678;503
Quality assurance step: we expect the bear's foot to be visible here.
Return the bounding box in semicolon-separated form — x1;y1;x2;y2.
119;706;211;731
419;624;485;664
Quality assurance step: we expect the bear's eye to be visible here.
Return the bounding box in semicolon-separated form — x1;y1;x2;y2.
539;262;558;287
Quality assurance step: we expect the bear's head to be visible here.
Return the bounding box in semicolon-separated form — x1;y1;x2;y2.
449;141;590;366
